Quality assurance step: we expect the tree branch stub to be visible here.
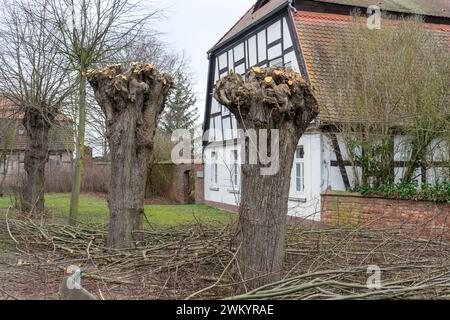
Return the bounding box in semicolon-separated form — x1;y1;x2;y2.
214;67;318;129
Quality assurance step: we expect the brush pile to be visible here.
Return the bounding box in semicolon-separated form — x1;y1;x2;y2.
2;216;449;300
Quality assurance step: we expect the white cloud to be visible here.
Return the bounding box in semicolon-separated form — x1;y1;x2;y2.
149;0;255;124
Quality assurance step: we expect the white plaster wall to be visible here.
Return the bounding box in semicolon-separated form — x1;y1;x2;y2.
204;143;242;208
204;133;448;220
321;133;348;191
287;133;322;221
204;133;326;221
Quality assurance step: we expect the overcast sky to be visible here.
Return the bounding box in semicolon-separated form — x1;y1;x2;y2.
152;0;256;123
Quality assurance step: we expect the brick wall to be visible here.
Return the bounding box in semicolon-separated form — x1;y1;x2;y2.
321;191;450;240
148;163;205;204
194;164;204;205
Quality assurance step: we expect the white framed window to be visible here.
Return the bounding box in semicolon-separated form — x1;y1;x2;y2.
231;150;239;187
222;106;230;116
218;53;227;70
228;50;233;71
295;146;305;192
208;119;215;142
211;151;218;186
283;51;299;72
231;115;239;139
223;117;232;140
211;99;221;114
267;20;281;44
248;35;257;67
234;62;246;75
257;30;267;62
213;116;222;141
283;18;293;49
269;57;283;67
234;42;245;62
268;43;282;60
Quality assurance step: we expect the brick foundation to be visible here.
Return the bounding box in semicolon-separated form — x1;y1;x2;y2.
321;191;450;240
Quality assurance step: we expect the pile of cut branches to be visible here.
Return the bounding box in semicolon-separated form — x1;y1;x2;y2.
2;215;449;300
229;227;450;300
2;216;235;299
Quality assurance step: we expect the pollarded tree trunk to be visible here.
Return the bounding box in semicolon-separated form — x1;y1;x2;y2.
21;108;54;215
87;63;172;249
214;67;319;291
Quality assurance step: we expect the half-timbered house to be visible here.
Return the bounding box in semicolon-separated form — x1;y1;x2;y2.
202;0;450;219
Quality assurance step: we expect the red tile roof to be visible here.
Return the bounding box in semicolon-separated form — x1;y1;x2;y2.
0;99;73;122
312;0;450;19
292;10;450;122
210;0;450;53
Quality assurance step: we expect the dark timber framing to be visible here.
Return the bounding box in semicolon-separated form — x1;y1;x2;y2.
202;0;450;186
203;5;306;149
328;133;351;190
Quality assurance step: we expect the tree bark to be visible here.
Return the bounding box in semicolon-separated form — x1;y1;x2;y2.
87;63;172;249
21;108;54;215
214;67;319;291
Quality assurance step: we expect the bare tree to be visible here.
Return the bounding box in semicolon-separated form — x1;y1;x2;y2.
85;99;108;158
41;0;162;225
85;34;189;159
0;0;72;214
87;63;172;249
331;15;450;188
214;67;319;291
115;34;185;75
114;35;198;133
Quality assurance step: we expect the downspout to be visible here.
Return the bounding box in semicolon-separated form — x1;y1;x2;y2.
288;0;297;12
202;51;215;154
287;0;321;129
287;0;310;84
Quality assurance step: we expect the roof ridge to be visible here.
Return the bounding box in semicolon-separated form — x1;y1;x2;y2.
294;10;450;30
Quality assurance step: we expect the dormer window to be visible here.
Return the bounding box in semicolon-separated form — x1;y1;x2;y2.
253;0;270;13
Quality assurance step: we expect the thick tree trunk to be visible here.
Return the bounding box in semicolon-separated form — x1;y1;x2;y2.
22;109;53;215
214;67;319;291
87;63;172;249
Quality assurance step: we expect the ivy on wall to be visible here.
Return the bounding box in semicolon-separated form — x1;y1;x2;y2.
353;181;450;203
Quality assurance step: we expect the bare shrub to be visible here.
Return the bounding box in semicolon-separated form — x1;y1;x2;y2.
45;165;71;193
81;164;110;194
44;163;110;194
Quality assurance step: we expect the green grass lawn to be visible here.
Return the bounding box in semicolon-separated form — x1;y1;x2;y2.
0;193;235;227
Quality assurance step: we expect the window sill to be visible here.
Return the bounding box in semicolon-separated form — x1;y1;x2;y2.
289;197;307;203
227;189;240;194
209;187;220;192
